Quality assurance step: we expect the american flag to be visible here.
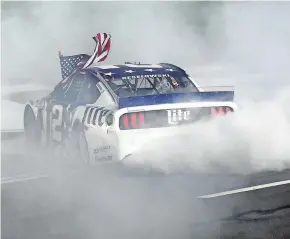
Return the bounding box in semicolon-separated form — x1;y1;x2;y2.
83;33;111;68
59;33;111;80
59;53;89;80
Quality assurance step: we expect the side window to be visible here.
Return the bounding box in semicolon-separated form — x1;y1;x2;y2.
63;72;86;102
50;77;72;100
77;73;102;105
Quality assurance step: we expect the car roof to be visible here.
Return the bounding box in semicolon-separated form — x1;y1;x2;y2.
88;63;187;78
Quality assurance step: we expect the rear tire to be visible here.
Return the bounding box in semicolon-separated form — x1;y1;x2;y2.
71;124;90;165
24;106;41;148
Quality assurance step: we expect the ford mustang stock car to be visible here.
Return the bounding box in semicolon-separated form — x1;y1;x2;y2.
23;33;237;164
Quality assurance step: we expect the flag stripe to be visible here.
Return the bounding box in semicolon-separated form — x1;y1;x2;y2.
83;33;111;69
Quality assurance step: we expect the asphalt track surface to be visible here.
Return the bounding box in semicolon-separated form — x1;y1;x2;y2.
2;135;290;239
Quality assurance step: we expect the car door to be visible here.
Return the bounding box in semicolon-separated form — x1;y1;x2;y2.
44;71;86;147
75;72;105;132
75;72;118;161
75;71;101;107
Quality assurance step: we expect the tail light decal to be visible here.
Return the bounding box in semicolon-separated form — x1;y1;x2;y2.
211;106;233;117
225;107;232;113
122;114;129;129
120;112;145;130
218;107;225;115
130;113;137;128
211;107;218;116
139;112;145;128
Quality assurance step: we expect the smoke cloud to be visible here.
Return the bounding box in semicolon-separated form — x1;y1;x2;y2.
1;2;208;86
2;1;290;238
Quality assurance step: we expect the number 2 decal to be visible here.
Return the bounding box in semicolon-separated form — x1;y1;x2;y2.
51;104;64;142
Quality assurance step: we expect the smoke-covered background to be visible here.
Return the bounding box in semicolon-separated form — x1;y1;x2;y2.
4;1;289;172
2;1;290;238
2;2;290;98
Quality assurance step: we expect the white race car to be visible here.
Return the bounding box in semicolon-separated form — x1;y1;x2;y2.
23;33;237;164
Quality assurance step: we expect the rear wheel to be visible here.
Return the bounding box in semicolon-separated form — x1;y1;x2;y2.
24;106;42;148
70;124;90;165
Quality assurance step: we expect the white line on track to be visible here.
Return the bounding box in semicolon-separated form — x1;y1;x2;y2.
197;179;290;199
1;174;33;181
1;174;49;184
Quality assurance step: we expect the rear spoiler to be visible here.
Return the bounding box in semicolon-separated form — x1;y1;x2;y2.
118;91;234;109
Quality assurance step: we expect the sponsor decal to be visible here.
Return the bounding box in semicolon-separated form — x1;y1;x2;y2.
121;73;170;80
94;155;112;162
93;146;111;154
82;106;111;126
167;109;191;125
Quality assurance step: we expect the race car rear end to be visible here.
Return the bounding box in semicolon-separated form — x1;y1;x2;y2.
107;90;237;161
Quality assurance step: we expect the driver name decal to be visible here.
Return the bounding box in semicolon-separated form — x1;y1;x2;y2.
121;74;170;80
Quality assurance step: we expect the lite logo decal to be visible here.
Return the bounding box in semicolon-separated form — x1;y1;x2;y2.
167;109;190;124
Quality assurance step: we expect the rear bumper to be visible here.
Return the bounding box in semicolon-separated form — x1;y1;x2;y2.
114;101;237;161
117;125;190;161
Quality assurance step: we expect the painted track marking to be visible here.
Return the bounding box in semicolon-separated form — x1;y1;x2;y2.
198;179;290;199
1;174;49;184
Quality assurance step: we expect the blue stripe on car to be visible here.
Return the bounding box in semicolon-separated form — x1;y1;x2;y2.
118;91;234;109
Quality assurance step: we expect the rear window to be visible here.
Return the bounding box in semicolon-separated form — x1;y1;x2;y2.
101;73;198;97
